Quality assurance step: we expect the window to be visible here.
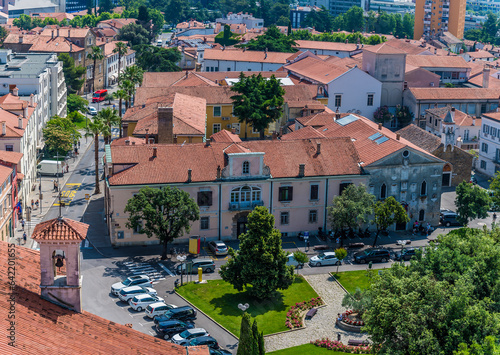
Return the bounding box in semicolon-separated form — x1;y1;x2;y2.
481;103;487;113
232;123;240;134
310;184;319;200
5;145;13;152
482;143;489;153
421;181;427;196
481;160;487;169
231;186;261;203
334;94;342;107
242;161;250;174
213;106;221;117
309;210;317;223
380;183;387;199
197;191;212;206
367;94;374;106
339;182;352;195
78;53;81;61
200;217;209;230
134;220;142;233
213;123;221;134
434;119;438;127
279;186;293;202
280;212;289;225
429;116;432;124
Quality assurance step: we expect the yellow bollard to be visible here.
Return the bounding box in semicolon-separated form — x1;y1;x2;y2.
198;267;202;283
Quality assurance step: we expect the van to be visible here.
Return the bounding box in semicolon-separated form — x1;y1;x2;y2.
157;39;163;46
37;160;64;177
145;301;177;318
154;306;196;322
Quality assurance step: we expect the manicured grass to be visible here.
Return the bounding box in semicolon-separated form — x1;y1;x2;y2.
331;270;375;294
74;119;88;130
176;276;319;337
267;343;347;355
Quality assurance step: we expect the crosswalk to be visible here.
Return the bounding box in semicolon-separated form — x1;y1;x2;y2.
122;261;170;284
25;217;42;232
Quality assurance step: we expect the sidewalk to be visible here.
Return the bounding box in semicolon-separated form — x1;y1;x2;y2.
10;131;94;249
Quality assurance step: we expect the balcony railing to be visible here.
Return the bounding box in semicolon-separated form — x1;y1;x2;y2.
229;200;264;211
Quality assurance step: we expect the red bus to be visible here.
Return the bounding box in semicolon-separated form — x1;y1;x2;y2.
92;89;107;103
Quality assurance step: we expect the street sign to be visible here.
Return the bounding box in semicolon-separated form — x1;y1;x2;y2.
85;194;90;200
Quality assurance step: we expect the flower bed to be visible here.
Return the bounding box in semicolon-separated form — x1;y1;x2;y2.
285;297;324;329
311;338;372;354
341;310;365;326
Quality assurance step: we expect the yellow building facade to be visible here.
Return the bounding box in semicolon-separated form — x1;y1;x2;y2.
414;0;466;40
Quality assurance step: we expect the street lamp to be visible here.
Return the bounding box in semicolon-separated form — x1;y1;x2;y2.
177;254;187;286
238;303;250;312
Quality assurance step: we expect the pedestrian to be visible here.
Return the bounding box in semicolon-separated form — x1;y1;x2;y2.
78;141;80;148
336;237;340;245
53;180;56;191
21;219;25;231
54;181;58;192
494;213;497;223
23;232;27;244
31;199;34;210
426;223;431;236
337;332;341;342
35;200;39;209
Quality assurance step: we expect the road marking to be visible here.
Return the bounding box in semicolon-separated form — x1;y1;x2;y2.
158;262;176;277
53;183;82;206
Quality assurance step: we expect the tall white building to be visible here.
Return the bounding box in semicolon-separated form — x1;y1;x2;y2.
478;111;500;177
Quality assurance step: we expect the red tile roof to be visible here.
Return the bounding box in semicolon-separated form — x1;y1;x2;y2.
408;87;499;101
0;149;23;164
281;125;326;140
203;48;296;64
363;41;407;54
406;54;470;69
426;107;480;127
0;165;13;184
284;56;349;84
210;129;242;143
293;40;361;52
111;137;146;146
0;242;207;355
468;50;494;59
32;217;89;241
482;112;500;122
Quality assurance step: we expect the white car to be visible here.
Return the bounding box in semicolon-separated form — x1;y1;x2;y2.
129;294;164;311
145;301;178;318
171;328;209;346
118;286;157;302
111;275;152;295
87;106;97;115
309;252;340;267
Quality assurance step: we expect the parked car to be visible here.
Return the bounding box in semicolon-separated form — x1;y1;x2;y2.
129;294;164;311
146;302;178;319
440;211;462;227
155;306;197;323
470;174;478;184
354;248;391;264
309;252;340;267
171;328;209;346
208;241;228;256
394;247;420;261
176;258;215;274
118;286;157;302
209;349;232;355
87;106;97;116
188;336;219;349
156;320;194;340
286;254;304;269
111;275;152;295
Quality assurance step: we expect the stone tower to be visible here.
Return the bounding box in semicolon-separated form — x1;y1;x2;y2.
32;217;89;313
441;107;456;152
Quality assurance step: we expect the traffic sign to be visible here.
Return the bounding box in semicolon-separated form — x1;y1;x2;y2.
85;194;90;200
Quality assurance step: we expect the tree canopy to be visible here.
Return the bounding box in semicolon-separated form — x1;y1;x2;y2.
42;116;81;157
239;25;297;53
125;186;200;259
118;23;151;46
455;181;491;226
328;184;375;233
219;206;294;299
372;196;409;246
58;53;86;94
67;94;88;114
133;45;181;72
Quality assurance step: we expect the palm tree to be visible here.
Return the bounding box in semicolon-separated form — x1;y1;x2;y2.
97;107;120;144
113;41;128;84
120;79;135;110
122;65;144;105
87;46;104;93
114;89;129;138
85;117;109;195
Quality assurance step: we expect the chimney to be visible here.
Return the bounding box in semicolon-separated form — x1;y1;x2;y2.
17;116;22;129
1;122;5;135
378;123;383;130
57;28;59;37
298;164;305;177
460;48;464;54
272;132;277;140
30;94;34;106
335;107;340;120
483;67;491;88
157;107;174;144
18;35;23;43
316;142;321;154
70;43;72;52
396;133;400;141
187;169;192;183
23;106;27;118
51;30;54;38
434;48;437;54
68;29;70;37
145;128;149;144
216;165;221;179
205;138;211;147
12;87;18;96
472;118;476;126
152;146;157;157
125;140;130;145
131;141;136;145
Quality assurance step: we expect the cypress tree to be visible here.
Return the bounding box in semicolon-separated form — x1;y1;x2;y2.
253;320;265;355
237;313;255;355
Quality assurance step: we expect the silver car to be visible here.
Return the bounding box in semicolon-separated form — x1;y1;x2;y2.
309;252;340;267
208;241;228;256
118;286;157;302
111;275;152;295
171;328;209;346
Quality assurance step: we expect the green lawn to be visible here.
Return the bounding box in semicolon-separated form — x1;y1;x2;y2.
331;270;375;294
74;119;88;130
267;343;347;355
176;276;319;337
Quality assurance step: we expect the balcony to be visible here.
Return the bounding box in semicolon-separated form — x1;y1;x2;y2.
229;200;264;211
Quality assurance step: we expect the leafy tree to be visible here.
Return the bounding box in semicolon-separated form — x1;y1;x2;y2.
239;25;297;53
164;0;188;24
219;206;294;299
118;23;151;46
489;171;500;210
99;0;114;13
481;12;498;44
113;41;129;83
133;45;181;72
0;26;7;44
215;25;240;46
237;313;255;355
42;121;74;157
58;53;86;94
87;46;104;93
344;6;365;32
377;12;394;34
373;105;393;123
464;29;481;41
148;9;165;38
332;14;345;31
342;288;371;316
268;2;289;25
13;14;34;30
395;105;414;128
402;13;414;38
97;107;119;144
455;181;491;226
85;116;109;194
293;251;308;274
334;247;347;273
372;196;409;247
67;94;89;114
119;79;135;109
455;336;500;354
302;6;334;32
328;184;375;238
125;186;200;259
231;73;285;139
137;4;150;23
104;93;114;105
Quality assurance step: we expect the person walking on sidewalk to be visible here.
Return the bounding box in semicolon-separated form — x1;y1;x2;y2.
35;200;39;209
21;219;25;231
31;199;34;210
23;232;27;245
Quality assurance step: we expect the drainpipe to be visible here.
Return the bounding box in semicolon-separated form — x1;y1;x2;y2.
218;183;222;240
269;180;273;215
323;178;329;232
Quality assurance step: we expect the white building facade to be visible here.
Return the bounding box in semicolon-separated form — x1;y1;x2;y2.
477;112;500;177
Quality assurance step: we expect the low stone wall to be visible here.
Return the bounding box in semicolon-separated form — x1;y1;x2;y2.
336;319;364;333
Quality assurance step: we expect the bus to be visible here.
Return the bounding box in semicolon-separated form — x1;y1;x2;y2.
92;89;107;103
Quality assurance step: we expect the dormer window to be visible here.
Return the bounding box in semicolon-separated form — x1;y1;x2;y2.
242;161;249;174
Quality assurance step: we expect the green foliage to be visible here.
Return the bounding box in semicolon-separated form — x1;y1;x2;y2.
239;25;297;53
97;107;119;144
395;105;414;128
237;313;259;355
98;0;114;13
302;6;334;32
446;82;456;88
290;29;385;45
231;72;285;138
67;94;88;113
133;45;181;72
328;184;375;232
454;336;500;354
13;14;34;30
373;196;409;246
164;0;188;24
344;6;365;32
124;186;200;259
104;93;114;105
464;29;481;41
219;206;294;300
118;22;151;45
293;250;309;274
67;111;85;125
455;181;491;225
490;172;500;210
334;247;347;273
43;116;81;157
341;288;371;316
58;53;86;94
85;116;109;194
267;2;290;26
373;105;393;123
0;26;7;44
215;25;241;46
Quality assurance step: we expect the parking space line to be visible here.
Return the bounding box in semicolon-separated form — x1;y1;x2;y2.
158;263;175;277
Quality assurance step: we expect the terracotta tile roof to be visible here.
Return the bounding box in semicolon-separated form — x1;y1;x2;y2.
467;60;490;76
94;27;118;38
203;48;296;64
142;72;186;87
3;33;39;45
482;112;500;122
363;41;407;54
108;138;362;185
281;125;326;140
426;107;480;127
468;50;494;58
31;12;75;21
28;35;85;53
210;129;242;143
197;71;290;82
177;20;205;29
111;137;146;146
406;55;470;69
0;164;13;184
0;109;28;138
296;112;349;127
287;100;325;109
0;149;23;164
293;40;361;52
468;73;500;89
172;72;219;87
323;56;361;68
0;242;206;355
396;124;443;152
103;40;132;57
40;26;91;38
98;18;137;30
284;56;349;84
408;87;499;101
32;217;89;241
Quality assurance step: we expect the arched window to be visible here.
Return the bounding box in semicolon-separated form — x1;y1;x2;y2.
242;161;250;174
231;186;261;203
421;181;427;196
380;183;387;199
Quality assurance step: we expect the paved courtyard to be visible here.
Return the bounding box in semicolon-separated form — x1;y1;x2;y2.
264;274;369;352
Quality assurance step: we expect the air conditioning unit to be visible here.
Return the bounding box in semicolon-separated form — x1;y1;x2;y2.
221;116;230;121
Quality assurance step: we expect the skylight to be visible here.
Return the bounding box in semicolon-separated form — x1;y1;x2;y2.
375;136;389;145
368;132;382;140
336;114;359;126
